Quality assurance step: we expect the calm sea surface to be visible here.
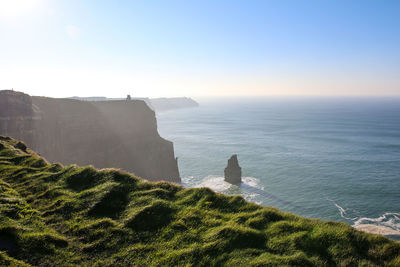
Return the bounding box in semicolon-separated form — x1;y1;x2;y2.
157;97;400;234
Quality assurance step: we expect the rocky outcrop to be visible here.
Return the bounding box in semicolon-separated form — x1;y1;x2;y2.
224;154;242;184
0;90;180;182
354;224;400;238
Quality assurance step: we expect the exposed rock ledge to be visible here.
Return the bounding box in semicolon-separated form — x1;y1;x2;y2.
354;224;400;237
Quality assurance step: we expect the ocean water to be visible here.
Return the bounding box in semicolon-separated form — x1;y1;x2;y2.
156;97;400;236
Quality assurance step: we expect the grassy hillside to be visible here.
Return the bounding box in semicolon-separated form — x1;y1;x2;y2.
0;135;399;266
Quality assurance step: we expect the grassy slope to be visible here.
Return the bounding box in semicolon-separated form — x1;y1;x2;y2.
0;136;399;266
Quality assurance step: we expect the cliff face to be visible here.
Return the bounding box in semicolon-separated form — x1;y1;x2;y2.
0;90;180;182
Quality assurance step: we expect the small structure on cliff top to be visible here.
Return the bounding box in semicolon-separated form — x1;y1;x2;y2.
224;154;242;184
0;90;181;183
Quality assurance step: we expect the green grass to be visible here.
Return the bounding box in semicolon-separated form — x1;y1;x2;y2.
0;135;399;266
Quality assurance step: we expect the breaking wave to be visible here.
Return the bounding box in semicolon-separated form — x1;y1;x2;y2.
329;199;400;236
182;175;295;208
354;213;400;232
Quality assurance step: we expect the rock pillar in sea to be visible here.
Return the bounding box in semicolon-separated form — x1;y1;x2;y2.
224;154;242;184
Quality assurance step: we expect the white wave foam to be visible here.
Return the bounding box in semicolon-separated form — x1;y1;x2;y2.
182;175;265;204
353;212;400;232
242;177;263;189
183;175;262;192
184;175;297;208
194;175;233;191
328;198;400;235
327;199;358;220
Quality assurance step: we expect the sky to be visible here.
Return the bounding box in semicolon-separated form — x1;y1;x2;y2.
0;0;399;98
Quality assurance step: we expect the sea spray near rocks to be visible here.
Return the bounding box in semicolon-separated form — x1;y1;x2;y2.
190;175;296;209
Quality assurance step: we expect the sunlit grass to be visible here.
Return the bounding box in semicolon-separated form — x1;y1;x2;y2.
0;135;399;266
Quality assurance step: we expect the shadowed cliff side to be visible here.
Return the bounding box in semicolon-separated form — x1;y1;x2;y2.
0;90;180;182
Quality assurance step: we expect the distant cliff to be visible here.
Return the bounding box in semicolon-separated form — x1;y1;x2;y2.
148;97;199;112
69;96;199;112
0;90;180;182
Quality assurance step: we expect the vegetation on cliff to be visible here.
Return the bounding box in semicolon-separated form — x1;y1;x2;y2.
0;136;399;266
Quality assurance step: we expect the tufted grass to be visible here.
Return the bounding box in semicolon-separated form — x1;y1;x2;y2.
0;135;399;266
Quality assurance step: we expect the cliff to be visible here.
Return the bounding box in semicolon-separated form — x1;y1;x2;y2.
69;96;199;112
0;90;180;182
0;136;399;266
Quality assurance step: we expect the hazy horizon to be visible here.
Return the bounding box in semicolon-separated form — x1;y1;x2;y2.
3;91;400;100
1;0;399;98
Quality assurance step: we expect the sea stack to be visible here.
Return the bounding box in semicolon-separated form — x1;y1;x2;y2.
224;154;242;184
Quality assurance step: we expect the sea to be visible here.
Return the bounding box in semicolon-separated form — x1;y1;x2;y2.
156;97;400;238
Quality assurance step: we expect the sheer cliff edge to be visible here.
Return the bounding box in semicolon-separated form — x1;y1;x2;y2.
0;90;180;182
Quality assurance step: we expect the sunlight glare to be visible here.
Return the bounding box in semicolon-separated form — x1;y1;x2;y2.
0;0;41;18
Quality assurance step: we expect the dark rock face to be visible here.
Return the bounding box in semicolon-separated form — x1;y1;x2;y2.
0;90;180;182
224;154;242;184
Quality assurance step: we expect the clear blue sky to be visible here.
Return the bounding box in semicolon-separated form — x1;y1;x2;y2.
0;0;399;97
